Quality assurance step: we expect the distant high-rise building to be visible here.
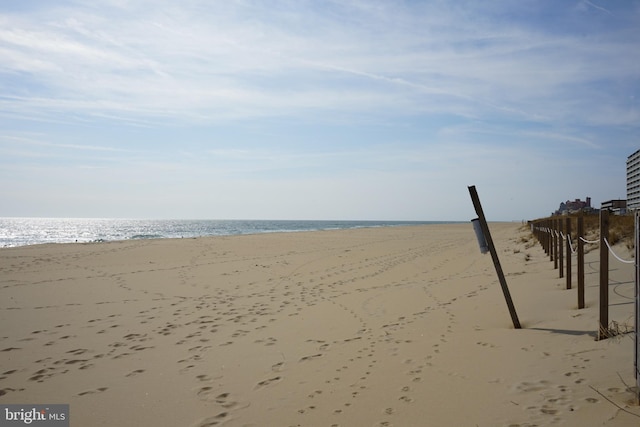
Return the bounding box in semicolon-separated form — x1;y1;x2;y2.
627;149;640;210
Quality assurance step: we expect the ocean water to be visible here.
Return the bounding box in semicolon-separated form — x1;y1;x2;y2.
0;218;449;248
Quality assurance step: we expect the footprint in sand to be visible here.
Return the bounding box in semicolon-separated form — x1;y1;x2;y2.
196;387;237;405
255;376;282;389
67;348;89;355
196;374;211;382
112;352;132;360
307;390;323;398
192;412;229;427
78;387;108;396
29;368;54;382
515;380;551;393
299;353;323;362
214;392;238;408
197;386;214;400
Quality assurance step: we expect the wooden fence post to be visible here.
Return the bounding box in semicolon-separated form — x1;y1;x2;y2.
598;209;609;340
468;186;521;329
565;217;571;290
548;220;553;260
552;219;557;266
577;214;585;309
559;218;564;278
635;210;640;404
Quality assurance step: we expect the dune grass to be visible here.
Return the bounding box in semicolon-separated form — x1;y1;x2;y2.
530;213;635;251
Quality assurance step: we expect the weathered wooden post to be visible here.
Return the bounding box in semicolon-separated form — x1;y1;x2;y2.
565;217;572;290
548;220;553;259
577;214;585;309
559;218;564;278
551;219;558;270
598;209;610;340
468;186;521;329
635;210;640;403
547;219;552;257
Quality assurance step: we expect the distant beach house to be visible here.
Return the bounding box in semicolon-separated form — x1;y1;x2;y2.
554;197;592;215
627;149;640;210
601;199;627;215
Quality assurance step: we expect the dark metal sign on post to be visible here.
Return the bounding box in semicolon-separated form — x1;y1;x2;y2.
468;185;521;329
471;218;489;254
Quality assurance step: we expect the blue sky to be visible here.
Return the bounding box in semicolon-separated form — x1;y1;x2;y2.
0;0;638;221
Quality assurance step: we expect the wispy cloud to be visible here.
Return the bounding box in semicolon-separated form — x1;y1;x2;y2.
1;133;131;153
1;1;637;127
583;0;613;15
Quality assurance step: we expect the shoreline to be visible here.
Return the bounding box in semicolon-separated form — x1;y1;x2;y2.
0;218;460;249
1;223;638;426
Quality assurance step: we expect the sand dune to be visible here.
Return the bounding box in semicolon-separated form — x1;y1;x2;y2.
1;223;638;426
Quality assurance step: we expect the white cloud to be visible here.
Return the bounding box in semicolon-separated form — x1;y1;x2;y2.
0;1;637;127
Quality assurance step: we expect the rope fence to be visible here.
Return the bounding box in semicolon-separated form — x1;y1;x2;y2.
529;211;635;339
532;226;634;262
580;236;600;245
528;211;639;405
603;238;636;264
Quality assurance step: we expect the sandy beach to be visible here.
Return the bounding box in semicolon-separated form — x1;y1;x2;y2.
1;223;638;426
